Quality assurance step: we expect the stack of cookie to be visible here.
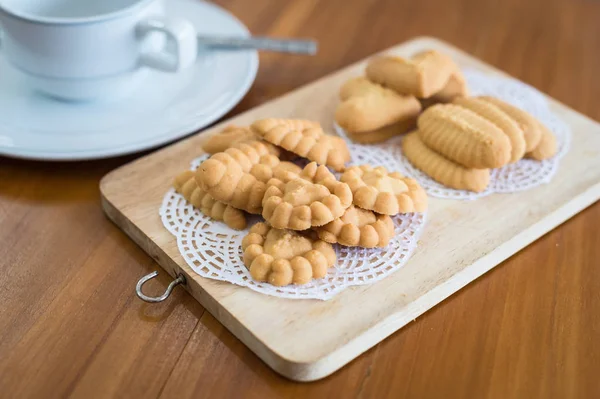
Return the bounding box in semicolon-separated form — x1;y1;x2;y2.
173;118;428;286
335;49;559;193
402;97;558;192
335;50;467;143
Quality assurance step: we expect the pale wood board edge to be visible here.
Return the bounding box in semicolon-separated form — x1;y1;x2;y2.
100;36;600;381
100;195;310;380
101;179;600;381
312;183;600;381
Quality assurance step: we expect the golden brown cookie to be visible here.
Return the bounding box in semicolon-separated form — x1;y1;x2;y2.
339;76;380;100
418;104;512;169
315;205;394;248
479;96;542;152
346;118;417;144
174;170;247;230
335;77;421;133
323;134;352;169
341;164;428;215
365;50;458;98
202;125;257;154
195;140;284;214
526;122;557;160
265;161;338;191
453;97;526;163
430;72;468;103
242;222;337;286
262;162;353;230
251;118;350;171
402;132;490;192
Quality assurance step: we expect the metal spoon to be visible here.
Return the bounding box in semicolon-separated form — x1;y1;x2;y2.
197;35;318;55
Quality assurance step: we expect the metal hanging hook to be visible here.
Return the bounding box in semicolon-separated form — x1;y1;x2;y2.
136;271;186;303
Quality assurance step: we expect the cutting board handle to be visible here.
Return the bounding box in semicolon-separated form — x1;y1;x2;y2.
135;271;186;303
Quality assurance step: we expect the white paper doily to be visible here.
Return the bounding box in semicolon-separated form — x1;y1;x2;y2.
336;69;571;200
160;148;426;301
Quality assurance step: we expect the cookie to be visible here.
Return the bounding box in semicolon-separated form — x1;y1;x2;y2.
242;222;337;286
202;125;257;154
453;97;526;163
315;205;394;248
265;160;338;191
346;118;417;144
251;118;350;171
429;72;468;103
195;140;285;214
526;122;557;160
324;134;352;168
418;104;512;169
335;77;421;133
262;162;353;230
479;96;542;152
341;164;427;215
402;132;490;192
174;170;247;230
365;50;458;98
339;76;379;100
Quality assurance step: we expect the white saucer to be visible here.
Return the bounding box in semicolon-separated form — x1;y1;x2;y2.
0;0;258;161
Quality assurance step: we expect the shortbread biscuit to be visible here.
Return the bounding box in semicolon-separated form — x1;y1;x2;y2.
174;170;247;230
202;125;257;154
479;96;542;152
526;122;557;160
315;205;394;248
251;118;350;171
341;164;427;215
339;76;379;100
430;72;468;103
346;118;417;144
262;162;353;230
453;97;526;163
265;161;338;192
242;222;336;286
402;132;490;192
195;140;283;214
335;77;421;133
418;104;512;168
365;50;458;98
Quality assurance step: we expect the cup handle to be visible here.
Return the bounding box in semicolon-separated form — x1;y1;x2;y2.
136;17;196;72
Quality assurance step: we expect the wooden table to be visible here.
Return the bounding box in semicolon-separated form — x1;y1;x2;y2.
1;0;599;397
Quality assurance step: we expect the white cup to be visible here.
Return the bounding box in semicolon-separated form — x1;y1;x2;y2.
0;0;197;101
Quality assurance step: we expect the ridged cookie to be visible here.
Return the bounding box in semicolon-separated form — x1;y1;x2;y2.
402;132;490;192
262;162;353;230
335;77;421;133
418;104;512;169
526;122;557;160
365;50;458;98
242;222;336;286
251;118;350;171
195;140;285;214
341;164;428;215
174;170;247;230
453;97;526;163
202;125;257;154
315;205;394;248
479;96;542;152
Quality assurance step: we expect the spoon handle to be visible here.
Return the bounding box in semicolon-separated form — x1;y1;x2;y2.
197;36;318;55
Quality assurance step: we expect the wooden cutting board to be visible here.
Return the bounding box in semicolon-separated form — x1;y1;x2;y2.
100;37;600;382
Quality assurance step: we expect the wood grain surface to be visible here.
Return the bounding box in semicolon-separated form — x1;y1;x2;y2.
1;0;599;397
